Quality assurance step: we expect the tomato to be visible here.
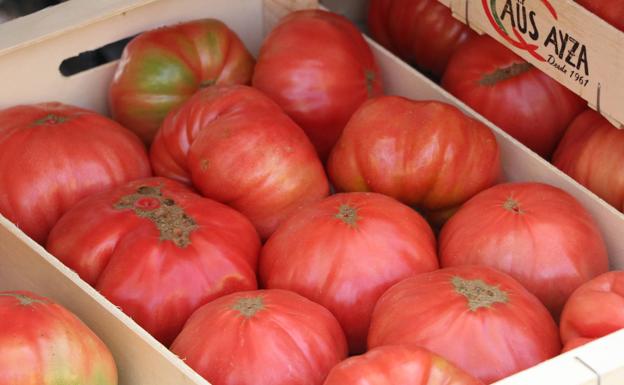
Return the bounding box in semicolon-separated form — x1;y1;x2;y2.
150;85;329;239
561;337;595;353
575;0;624;31
109;19;255;144
327;96;500;225
368;266;561;384
439;182;609;319
46;177;260;346
323;345;484;385
442;36;585;158
0;291;117;385
252;10;383;160
170;289;347;385
259;192;438;354
367;0;396;52
0;102;151;244
368;0;476;78
560;271;624;352
552;109;624;212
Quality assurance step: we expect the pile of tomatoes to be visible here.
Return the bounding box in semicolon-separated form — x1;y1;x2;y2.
0;5;622;385
369;0;624;212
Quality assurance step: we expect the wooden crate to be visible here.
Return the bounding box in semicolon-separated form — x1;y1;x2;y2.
437;0;624;129
0;0;622;384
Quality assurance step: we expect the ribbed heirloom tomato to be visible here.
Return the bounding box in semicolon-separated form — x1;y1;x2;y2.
46;177;260;346
327;96;500;225
442;36;585;157
109;18;255;143
0;291;117;385
253;9;383;160
368;0;476;78
560;271;624;352
553;110;624;212
323;345;484;385
368;266;561;384
171;289;348;385
150;85;329;239
260;192;438;353
0;102;151;244
439;182;609;318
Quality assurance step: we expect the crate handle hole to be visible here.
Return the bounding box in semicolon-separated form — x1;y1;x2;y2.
58;35;136;77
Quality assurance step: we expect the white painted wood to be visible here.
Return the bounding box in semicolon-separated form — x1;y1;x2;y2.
493;329;624;384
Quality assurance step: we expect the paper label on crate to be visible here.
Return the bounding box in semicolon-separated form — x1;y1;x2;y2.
443;0;624;128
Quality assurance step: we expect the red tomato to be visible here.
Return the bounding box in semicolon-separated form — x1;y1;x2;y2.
0;291;117;385
170;289;348;385
575;0;624;31
46;177;260;346
109;19;254;144
323;345;484;385
442;36;585;158
561;337;595;352
150;85;329;239
368;266;561;384
327;96;500;225
367;0;396;52
0;102;151;244
439;182;609;319
560;271;624;351
252;9;383;160
259;192;438;353
552;109;624;212
368;0;476;78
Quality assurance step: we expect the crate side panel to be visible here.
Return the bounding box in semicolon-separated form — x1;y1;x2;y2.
495;330;624;384
0;0;157;55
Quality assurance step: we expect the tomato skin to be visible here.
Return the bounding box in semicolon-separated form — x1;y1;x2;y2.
368;266;561;384
327;96;500;223
552;110;624;212
560;271;624;350
170;289;348;385
442;36;585;158
252;10;383;160
367;0;396;52
575;0;624;31
439;182;608;319
259;192;438;354
323;345;484;385
150;85;329;239
561;337;595;352
0;102;151;244
0;291;117;385
368;0;476;78
46;177;260;346
109;19;254;144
